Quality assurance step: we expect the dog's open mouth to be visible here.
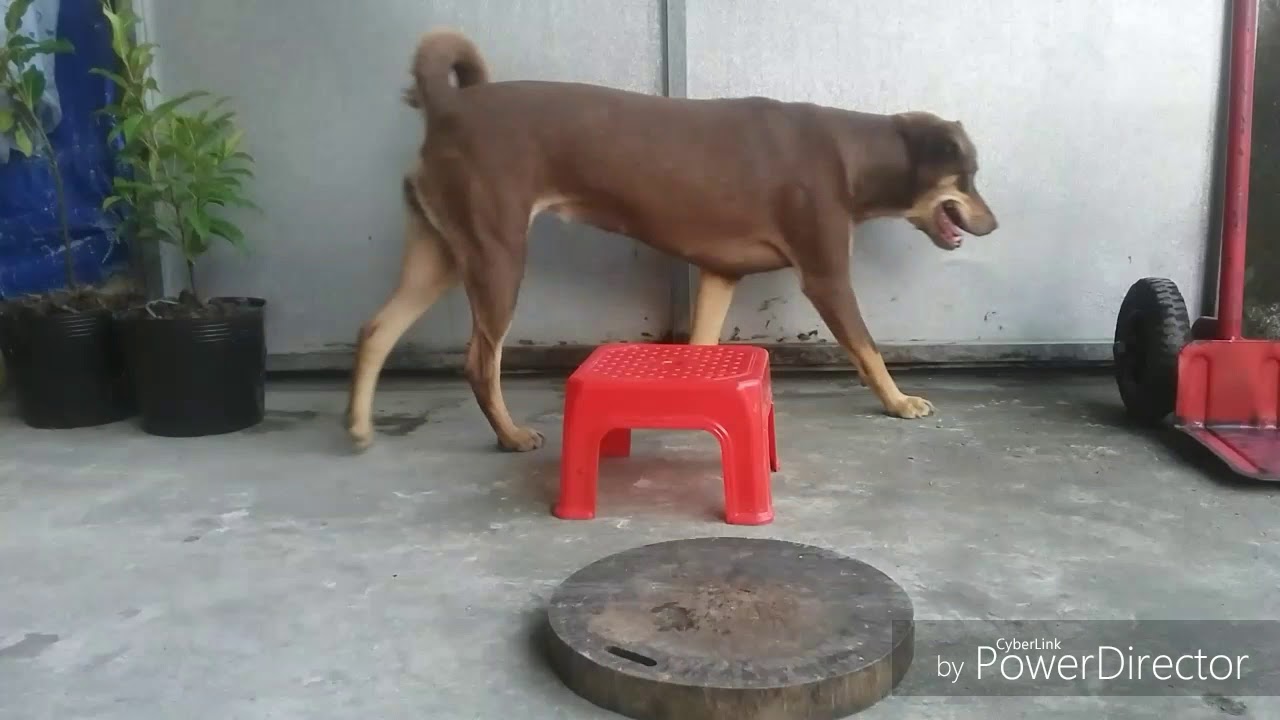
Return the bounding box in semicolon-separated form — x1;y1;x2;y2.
933;201;966;249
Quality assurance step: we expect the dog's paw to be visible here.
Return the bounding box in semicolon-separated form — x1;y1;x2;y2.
887;395;935;419
348;418;375;452
499;426;545;453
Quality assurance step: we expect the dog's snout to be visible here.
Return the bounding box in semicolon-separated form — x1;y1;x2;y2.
971;212;998;236
963;194;998;236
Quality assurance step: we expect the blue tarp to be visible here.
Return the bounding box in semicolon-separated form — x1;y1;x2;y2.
0;0;126;299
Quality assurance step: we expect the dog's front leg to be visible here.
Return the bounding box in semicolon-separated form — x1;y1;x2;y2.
802;274;934;419
689;270;738;345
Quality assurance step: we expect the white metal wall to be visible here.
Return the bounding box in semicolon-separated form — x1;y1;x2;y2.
687;0;1224;357
146;0;672;368
144;0;1227;368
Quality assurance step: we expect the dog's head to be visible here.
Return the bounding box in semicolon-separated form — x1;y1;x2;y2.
893;112;998;251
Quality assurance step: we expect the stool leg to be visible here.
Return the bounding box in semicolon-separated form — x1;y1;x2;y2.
556;416;601;521
767;405;780;472
715;420;774;526
601;428;631;458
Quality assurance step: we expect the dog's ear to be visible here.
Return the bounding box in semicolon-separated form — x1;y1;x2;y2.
918;132;961;167
895;112;964;170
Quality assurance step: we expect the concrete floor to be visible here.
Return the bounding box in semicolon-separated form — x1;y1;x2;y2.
1;371;1278;719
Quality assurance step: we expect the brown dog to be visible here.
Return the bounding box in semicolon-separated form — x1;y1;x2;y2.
346;29;998;452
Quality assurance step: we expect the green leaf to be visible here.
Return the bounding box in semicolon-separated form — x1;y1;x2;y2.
0;108;13;133
120;115;143;142
7;39;36;66
101;4;129;59
128;45;152;72
89;67;129;87
230;196;260;212
198;97;230;120
155;227;182;248
5;0;34;34
21;65;46;103
186;228;210;258
13;126;34;157
182;204;211;239
27;38;73;55
151;90;209;121
113;178;159;194
8;46;38;67
208;217;246;251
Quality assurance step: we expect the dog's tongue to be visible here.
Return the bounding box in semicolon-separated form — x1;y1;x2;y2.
935;204;962;246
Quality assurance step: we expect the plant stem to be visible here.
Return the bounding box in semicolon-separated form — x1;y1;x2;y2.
47;143;76;290
186;259;197;303
14;103;76;291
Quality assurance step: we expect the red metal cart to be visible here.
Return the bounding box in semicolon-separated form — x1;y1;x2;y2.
1113;0;1279;480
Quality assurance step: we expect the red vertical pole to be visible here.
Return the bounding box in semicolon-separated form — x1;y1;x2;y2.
1219;0;1259;340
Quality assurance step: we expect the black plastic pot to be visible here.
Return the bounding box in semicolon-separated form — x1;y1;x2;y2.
0;306;135;429
124;297;266;437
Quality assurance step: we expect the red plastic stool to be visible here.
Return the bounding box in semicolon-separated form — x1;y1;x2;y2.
556;343;779;525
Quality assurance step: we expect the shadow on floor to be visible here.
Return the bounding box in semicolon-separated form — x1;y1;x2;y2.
1072;398;1280;493
517;450;729;524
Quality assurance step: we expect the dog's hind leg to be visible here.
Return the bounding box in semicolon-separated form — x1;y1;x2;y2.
689;270;738;345
455;228;544;452
346;180;458;450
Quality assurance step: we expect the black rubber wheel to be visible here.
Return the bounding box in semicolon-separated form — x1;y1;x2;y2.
1113;277;1191;424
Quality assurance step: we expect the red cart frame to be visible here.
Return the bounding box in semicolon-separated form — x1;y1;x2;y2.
1114;0;1279;480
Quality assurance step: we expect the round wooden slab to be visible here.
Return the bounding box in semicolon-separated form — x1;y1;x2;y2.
545;537;914;720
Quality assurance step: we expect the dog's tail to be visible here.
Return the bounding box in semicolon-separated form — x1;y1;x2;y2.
403;29;490;117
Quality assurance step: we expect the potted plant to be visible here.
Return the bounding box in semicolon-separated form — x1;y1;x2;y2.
97;1;265;437
0;0;136;428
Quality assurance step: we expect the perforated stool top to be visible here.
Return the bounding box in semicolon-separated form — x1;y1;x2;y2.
574;344;769;384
